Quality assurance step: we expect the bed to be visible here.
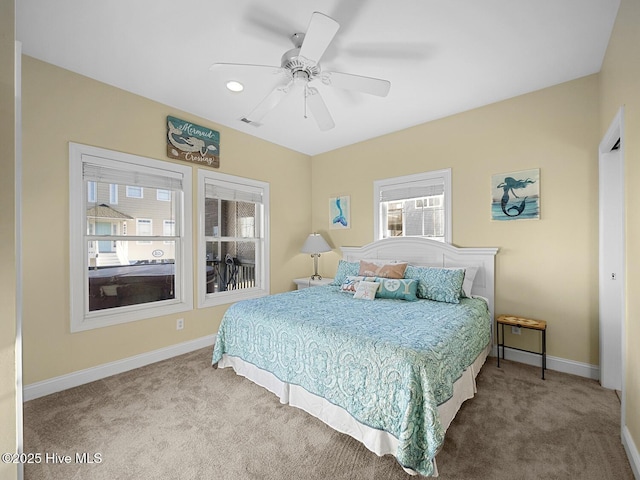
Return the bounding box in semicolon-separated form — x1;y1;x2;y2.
212;237;498;476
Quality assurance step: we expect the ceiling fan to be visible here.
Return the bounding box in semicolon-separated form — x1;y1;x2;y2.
210;11;391;131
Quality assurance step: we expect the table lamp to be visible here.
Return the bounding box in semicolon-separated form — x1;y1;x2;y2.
301;233;331;280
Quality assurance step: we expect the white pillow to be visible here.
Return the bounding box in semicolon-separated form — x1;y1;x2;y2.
462;266;479;297
455;266;479;297
353;281;379;300
441;266;479;297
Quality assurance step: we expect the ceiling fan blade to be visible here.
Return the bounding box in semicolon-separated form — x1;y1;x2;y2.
306;87;335;131
299;12;340;64
241;81;293;126
322;71;391;97
210;62;285;77
242;6;297;45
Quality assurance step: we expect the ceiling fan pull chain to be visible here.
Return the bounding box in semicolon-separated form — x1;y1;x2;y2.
304;85;309;119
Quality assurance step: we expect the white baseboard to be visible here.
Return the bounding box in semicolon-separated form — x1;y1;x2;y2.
23;335;216;402
491;345;600;380
623;426;640;480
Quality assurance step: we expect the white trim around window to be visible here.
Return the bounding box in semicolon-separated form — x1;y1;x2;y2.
109;183;118;204
197;169;270;308
88;181;97;203
136;218;153;244
69;142;193;332
157;189;171;201
126;185;143;198
373;169;452;243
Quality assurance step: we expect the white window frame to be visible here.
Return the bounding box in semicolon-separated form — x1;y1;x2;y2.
163;220;175;244
197;169;270;308
136;218;153;244
373;169;452;243
109;183;118;204
157;189;171;201
88;181;97;203
69;142;193;332
126;185;143;198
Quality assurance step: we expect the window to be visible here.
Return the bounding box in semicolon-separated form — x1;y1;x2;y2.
198;170;269;308
374;169;451;243
69;143;193;332
126;185;143;198
157;189;171;201
163;220;175;244
136;218;153;244
109;184;118;204
88;181;97;203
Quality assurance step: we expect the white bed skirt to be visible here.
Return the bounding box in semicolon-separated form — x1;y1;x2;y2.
217;343;490;477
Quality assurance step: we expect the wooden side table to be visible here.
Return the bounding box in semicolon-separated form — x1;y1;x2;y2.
496;314;547;379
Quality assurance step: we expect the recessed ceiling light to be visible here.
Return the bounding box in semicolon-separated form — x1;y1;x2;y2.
226;81;244;92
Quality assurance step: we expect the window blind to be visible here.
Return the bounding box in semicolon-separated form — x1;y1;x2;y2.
83;163;183;190
205;182;263;204
379;179;444;202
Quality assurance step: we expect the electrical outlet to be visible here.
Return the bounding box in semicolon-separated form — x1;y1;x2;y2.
511;326;521;335
176;318;184;330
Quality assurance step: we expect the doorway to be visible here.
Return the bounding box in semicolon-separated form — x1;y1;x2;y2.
96;221;115;253
598;107;625;397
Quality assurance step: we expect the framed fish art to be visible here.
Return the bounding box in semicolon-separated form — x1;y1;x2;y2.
329;195;350;229
491;169;540;221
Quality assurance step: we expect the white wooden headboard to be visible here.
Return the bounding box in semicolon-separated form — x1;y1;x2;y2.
341;237;499;319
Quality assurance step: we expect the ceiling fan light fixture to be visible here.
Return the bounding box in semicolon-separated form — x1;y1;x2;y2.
226;80;244;92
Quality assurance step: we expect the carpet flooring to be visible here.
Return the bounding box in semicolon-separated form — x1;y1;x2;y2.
23;348;634;479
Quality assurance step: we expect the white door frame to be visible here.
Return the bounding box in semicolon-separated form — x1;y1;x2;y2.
598;107;625;420
15;40;25;480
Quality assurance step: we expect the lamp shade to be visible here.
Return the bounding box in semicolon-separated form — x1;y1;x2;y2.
301;233;331;254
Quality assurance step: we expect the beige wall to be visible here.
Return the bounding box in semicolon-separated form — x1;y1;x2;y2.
0;0;19;478
21;56;312;384
600;0;640;462
313;75;600;366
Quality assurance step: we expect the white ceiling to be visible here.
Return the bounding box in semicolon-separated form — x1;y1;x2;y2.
16;0;620;156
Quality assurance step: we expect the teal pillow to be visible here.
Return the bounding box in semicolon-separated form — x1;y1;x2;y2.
376;278;418;301
404;266;464;304
331;260;360;285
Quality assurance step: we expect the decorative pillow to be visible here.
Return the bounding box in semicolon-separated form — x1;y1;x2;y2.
353;281;379;300
358;260;408;279
444;266;479;297
376;278;418;301
339;275;367;293
332;260;360;286
404;266;465;304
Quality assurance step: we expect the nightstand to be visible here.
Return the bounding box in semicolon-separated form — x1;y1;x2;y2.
496;314;547;379
293;277;334;290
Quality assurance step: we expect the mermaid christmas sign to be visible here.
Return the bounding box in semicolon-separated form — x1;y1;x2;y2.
491;169;540;221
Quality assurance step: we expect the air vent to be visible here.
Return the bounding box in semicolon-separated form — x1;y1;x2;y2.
241;117;261;127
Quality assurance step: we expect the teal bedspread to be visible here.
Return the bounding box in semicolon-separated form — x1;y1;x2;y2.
212;285;491;476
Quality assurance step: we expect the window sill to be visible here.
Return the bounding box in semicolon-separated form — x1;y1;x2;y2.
198;287;269;309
